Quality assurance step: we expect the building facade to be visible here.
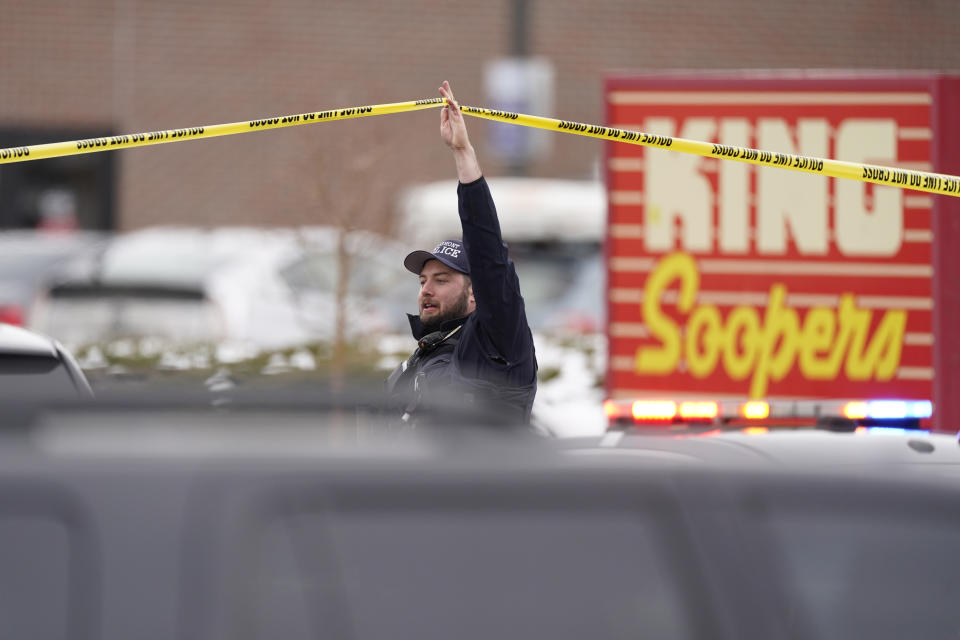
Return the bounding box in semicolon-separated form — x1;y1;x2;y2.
2;0;958;231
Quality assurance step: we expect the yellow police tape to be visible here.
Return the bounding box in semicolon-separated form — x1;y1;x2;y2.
459;105;960;198
0;98;446;165
1;97;958;198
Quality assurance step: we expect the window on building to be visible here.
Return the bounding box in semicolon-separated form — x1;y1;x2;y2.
0;128;115;230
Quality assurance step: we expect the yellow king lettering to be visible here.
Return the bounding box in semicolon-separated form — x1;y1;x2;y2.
798;307;838;378
635;252;698;374
843;296;906;381
685;304;722;378
749;283;800;398
722;307;759;381
840;295;874;381
634;253;908;396
871;311;907;380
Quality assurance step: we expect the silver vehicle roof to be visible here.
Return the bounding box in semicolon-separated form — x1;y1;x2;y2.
0;322;58;357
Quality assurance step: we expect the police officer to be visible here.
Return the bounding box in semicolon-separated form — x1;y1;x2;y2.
386;81;538;428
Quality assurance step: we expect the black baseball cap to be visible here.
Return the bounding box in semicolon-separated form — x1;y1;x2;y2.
403;239;470;275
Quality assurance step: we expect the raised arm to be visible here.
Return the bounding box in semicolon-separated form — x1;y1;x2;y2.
439;80;482;184
439;81;534;365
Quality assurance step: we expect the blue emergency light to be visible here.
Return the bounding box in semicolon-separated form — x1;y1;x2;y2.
867;400;933;420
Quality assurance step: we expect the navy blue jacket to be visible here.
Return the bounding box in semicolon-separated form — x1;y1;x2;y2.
388;177;538;425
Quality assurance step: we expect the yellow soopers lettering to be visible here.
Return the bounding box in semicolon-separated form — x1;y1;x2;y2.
634;252;907;397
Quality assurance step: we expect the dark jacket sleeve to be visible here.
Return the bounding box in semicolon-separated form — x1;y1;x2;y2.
457;176;534;365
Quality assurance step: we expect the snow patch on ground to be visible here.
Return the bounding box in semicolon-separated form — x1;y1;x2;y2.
74;330;609;438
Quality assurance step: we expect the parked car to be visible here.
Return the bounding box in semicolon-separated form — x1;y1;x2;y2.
0;321;93;399
0;230;106;327
29;226;413;349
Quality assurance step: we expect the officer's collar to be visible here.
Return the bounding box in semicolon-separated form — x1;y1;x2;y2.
407;313;469;341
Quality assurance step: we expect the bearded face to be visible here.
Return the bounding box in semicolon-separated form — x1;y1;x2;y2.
418;260;475;331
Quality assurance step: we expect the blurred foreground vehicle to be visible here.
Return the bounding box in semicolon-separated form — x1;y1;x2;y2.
0;322;93;398
2;390;960;639
29;226;411;349
0;230;106;327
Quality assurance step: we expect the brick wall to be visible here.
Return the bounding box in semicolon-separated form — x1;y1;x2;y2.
2;0;958;230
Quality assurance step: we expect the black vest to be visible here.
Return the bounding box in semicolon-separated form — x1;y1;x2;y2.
386;324;536;428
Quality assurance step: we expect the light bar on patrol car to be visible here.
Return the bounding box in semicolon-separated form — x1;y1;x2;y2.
605;398;934;430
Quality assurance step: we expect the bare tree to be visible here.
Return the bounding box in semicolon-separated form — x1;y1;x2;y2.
290;117;398;390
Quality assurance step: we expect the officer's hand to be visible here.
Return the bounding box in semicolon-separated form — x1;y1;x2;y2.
439;81;471;151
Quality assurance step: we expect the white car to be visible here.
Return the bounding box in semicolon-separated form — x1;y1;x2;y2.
0;230;107;327
30;226;413;350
